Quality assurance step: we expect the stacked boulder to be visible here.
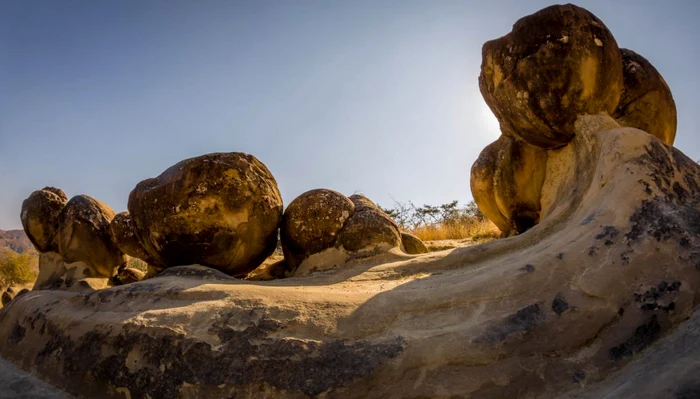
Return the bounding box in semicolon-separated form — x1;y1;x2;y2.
22;153;428;283
473;4;677;236
20;187;126;290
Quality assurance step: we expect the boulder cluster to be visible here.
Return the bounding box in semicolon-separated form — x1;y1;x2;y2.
20;154;428;288
20;187;127;289
473;4;677;235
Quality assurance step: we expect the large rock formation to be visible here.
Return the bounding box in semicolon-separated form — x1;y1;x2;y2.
19;189;126;290
474;3;676;236
124;152;283;277
281;190;402;273
0;4;697;399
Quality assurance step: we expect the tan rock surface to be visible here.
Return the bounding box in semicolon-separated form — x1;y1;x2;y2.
2;123;700;398
400;232;428;254
614;48;677;145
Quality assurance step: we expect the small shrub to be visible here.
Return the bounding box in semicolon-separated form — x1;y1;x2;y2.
378;199;499;242
0;248;38;286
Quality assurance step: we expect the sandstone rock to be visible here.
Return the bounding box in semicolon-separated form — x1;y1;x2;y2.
3;118;700;399
33;251;112;291
1;287;15;306
20;187;68;252
245;257;288;281
109;212;158;266
281;191;402;272
614;48;677;145
281;189;355;269
337;195;401;252
471;136;548;235
400;232;428;254
479;4;623;148
57;195;125;278
112;266;146;286
469;137;512;233
127;152;283;277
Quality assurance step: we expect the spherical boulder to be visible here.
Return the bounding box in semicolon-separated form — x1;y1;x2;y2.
20;187;68;252
614;48;677;145
281;191;403;271
401;232;428;254
471;136;548;235
479;4;623;148
57;195;126;277
127;152;283;276
337;195;402;252
281;189;355;269
470;137;512;234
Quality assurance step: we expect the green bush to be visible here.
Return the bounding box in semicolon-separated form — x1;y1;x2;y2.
0;248;38;286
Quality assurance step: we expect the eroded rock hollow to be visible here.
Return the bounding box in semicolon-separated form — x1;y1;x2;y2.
1;4;698;399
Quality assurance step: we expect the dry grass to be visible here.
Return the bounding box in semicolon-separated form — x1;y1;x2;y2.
410;219;500;242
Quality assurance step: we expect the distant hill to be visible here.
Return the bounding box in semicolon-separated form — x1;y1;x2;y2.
0;229;36;255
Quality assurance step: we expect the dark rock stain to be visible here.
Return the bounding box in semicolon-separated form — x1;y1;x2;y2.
33;317;404;397
474;304;544;343
595;226;619;241
519;264;535;273
552;293;569;315
609;315;661;361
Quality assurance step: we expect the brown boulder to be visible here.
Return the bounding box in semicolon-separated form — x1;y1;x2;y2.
471;136;548;235
337;195;401;252
109;212;158;266
614;48;677;145
479;4;623;148
400;232;428;254
20;187;68;252
281;189;355;269
127;152;283;277
57;195;126;277
281;191;402;272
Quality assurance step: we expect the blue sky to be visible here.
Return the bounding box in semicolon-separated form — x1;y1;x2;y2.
1;0;699;229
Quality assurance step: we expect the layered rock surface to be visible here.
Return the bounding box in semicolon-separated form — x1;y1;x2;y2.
0;4;696;399
2;118;700;398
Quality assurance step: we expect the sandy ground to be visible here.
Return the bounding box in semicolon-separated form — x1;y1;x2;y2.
0;357;68;399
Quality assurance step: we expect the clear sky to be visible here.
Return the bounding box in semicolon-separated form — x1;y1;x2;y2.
1;0;699;229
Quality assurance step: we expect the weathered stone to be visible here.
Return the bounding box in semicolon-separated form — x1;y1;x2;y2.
281;189;355;270
471;136;548;235
470;137;512;233
400;232;428;254
338;195;401;252
614;48;677;145
281;192;402;273
1;287;15;306
112;267;146;286
109;212;158;266
56;195;125;278
20;188;68;252
127;152;283;277
479;4;623;148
